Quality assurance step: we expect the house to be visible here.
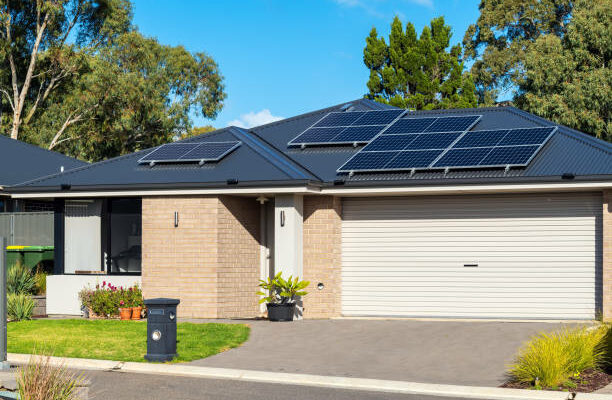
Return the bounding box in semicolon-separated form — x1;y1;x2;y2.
7;99;612;320
0;134;86;212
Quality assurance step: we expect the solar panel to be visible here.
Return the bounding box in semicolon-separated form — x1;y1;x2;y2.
383;118;437;134
480;145;540;166
385;150;443;169
288;109;406;147
498;127;555;146
363;134;417;151
424;115;481;133
453;130;509;148
138;141;240;164
139;143;199;163
405;132;462;150
337;124;556;173
313;112;365;127
333;126;383;142
351;109;404;126
340;151;398;171
432;147;494;168
179;141;241;161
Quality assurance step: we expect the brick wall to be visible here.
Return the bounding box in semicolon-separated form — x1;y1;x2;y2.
302;196;342;318
142;196;260;319
603;190;612;320
217;196;261;318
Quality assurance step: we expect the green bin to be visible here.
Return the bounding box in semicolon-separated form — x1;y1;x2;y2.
6;245;54;270
5;246;25;269
23;246;55;270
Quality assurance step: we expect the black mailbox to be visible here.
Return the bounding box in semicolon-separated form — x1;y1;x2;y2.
144;298;180;362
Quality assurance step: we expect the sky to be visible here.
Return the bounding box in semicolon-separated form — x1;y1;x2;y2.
131;0;481;129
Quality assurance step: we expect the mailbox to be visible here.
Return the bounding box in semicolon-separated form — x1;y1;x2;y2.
144;298;180;362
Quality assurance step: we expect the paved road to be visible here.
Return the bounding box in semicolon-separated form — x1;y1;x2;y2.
188;319;579;386
84;369;464;400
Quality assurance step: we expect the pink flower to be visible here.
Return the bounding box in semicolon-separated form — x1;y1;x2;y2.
120;300;124;305
102;281;106;287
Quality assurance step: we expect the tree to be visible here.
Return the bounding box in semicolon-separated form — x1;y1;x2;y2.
463;0;610;140
0;1;226;161
0;0;132;141
515;0;611;141
364;16;477;110
463;0;573;103
177;125;216;140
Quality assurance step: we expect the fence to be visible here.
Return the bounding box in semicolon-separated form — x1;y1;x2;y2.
0;212;54;246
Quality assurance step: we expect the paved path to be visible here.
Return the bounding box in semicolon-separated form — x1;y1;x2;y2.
83;369;466;400
189;319;580;386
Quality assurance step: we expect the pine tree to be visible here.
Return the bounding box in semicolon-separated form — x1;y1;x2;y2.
364;16;477;110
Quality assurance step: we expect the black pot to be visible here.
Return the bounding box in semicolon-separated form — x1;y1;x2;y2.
266;303;295;322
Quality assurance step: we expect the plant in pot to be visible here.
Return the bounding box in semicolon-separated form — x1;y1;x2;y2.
130;285;144;320
257;272;309;322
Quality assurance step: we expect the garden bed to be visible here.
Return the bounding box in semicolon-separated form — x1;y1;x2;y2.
502;369;612;393
8;319;250;362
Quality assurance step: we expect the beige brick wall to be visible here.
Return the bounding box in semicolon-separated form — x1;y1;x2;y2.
603;190;612;320
302;196;342;318
142;195;260;319
217;196;261;318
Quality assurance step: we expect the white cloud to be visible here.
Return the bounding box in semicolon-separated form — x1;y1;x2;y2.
228;109;284;129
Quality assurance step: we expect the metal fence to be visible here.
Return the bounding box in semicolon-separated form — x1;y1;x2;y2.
0;212;53;246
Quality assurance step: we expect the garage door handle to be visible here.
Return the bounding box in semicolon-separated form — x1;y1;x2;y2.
464;263;478;267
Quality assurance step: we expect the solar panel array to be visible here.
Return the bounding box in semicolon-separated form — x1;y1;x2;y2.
138;141;241;165
337;126;556;173
288;109;405;146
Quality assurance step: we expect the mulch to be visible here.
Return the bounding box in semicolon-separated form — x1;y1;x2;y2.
501;369;612;393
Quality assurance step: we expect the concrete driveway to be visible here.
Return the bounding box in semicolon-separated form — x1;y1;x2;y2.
188;319;582;387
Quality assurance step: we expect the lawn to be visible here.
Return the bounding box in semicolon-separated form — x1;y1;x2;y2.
7;319;250;362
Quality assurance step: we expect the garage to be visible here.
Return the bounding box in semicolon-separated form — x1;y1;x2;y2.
341;193;602;319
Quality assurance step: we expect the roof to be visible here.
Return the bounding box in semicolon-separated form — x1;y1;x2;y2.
0;135;87;188
8;99;612;194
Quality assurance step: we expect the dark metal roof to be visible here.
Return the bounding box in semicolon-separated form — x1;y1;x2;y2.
9;99;612;193
0;135;86;187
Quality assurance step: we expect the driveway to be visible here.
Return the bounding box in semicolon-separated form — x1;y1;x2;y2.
188;319;581;387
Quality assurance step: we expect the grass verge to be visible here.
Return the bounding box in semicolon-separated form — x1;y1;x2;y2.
8;319;250;363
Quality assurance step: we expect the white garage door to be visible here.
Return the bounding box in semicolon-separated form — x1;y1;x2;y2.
341;193;602;319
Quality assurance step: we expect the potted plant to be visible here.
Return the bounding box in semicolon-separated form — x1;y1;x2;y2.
118;300;131;320
257;272;309;322
130;285;143;320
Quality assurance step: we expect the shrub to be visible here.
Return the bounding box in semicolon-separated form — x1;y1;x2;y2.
8;260;36;295
509;326;609;388
18;355;83;400
8;293;35;321
79;282;144;317
33;270;47;296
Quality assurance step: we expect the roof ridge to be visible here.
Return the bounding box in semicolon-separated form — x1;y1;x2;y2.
0;135;87;165
252;98;396;132
228;127;321;181
244;128;324;182
15;147;149;187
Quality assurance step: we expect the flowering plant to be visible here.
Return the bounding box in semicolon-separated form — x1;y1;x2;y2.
79;282;144;317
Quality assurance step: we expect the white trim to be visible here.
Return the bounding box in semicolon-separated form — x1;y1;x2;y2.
10;186;321;198
7;181;612;199
321;181;612;196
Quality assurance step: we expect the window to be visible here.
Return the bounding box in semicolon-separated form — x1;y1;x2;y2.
108;198;141;274
64;200;103;274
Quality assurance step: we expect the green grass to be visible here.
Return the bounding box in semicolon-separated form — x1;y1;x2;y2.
7;319;250;363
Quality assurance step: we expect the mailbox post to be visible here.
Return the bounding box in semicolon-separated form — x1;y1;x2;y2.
144;298;180;362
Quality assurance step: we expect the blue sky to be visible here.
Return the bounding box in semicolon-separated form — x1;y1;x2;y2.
131;0;481;129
